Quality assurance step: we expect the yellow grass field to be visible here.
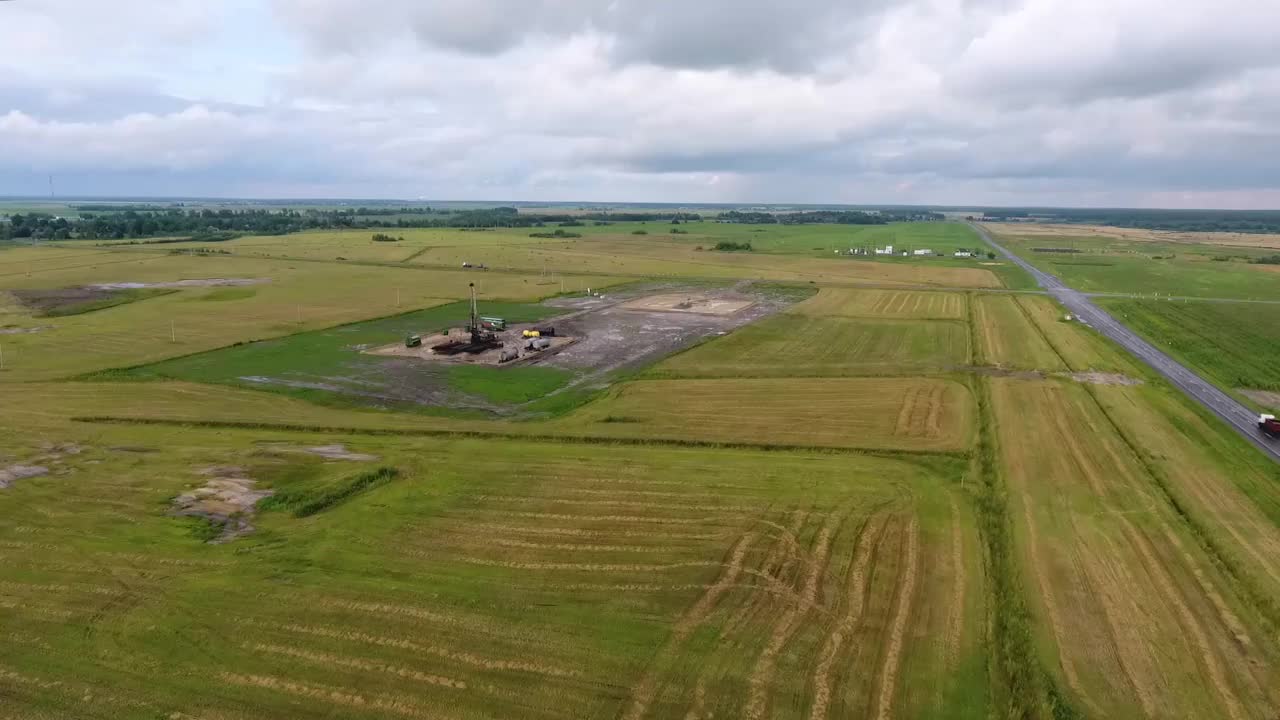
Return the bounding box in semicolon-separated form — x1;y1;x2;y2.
993;222;1280;250
793;288;967;320
972;295;1064;371
991;377;1279;718
552;377;976;452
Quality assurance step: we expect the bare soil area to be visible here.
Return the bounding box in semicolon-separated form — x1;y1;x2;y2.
1239;388;1280;411
11;287;118;314
620;292;755;316
366;329;577;366
1064;371;1144;387
172;466;273;543
0;465;48;489
260;444;379;462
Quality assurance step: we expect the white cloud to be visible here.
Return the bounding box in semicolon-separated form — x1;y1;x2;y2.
0;0;1277;206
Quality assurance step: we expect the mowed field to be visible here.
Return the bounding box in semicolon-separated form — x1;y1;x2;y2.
793;288;966;320
552;377;975;452
652;314;970;378
0;419;985;720
5;224;1280;720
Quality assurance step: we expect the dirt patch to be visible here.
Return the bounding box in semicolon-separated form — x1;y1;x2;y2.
11;287;119;315
1239;388;1280;410
1062;371;1144;386
89;278;268;290
172;467;272;543
365;328;577;366
0;325;51;335
262;444;379;462
0;465;48;489
620;292;755;316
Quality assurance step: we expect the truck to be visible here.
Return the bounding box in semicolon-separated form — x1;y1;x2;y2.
1260;414;1280;438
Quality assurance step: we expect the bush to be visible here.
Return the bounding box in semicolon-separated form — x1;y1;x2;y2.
371;233;402;242
714;241;753;252
632;230;648;235
529;229;582;239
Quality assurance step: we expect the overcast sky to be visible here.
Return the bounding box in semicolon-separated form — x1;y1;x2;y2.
2;0;1279;207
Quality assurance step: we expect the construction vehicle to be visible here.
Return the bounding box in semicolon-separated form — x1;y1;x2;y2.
1260;414;1280;438
405;334;422;348
535;326;556;337
480;316;506;331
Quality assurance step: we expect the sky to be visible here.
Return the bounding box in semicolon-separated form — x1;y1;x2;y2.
1;0;1279;208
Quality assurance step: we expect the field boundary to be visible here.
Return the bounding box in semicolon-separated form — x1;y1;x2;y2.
70;415;970;459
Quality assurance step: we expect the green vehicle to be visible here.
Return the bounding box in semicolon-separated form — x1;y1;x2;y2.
405;334;422;348
480;316;506;331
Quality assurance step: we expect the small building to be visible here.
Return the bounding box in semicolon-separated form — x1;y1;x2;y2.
874;244;894;256
954;250;972;258
913;249;932;256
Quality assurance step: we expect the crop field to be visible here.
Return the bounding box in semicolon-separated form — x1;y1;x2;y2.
652;315;970;378
552;377;975;452
6;218;1280;720
794;288;966;320
1099;298;1280;400
989;377;1280;718
972;295;1064;371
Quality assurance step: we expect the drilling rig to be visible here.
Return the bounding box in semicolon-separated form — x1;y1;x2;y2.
431;283;505;355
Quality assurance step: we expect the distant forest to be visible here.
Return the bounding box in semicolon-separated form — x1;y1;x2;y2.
0;205;941;242
982;208;1280;234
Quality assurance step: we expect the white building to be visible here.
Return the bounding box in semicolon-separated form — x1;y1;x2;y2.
874;244;894;256
913;249;933;256
954;250;972;258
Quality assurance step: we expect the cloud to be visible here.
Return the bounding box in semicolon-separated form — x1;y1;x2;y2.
0;0;1278;206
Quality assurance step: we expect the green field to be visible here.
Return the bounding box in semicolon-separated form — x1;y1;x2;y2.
651;315;970;378
4;218;1280;720
988;226;1280;300
1099;298;1280;404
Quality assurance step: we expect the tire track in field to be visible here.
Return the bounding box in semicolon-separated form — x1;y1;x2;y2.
621;532;756;720
457;523;728;541
873;517;919;720
248;643;466;689
722;512;810;640
244;619;581;678
744;508;847;720
459;558;719;572
809;514;888;720
946;495;967;664
219;672;450;719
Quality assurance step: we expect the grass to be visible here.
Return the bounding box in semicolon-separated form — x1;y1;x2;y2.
793;288;967;320
108;301;564;412
1098;298;1280;396
990;377;1277;718
972;295;1065;371
262;466;401;517
988;226;1280;300
651;314;970;378
0;419;986;720
550;376;976;452
447;365;573;404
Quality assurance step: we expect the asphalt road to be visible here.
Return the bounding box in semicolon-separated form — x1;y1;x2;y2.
969;223;1280;463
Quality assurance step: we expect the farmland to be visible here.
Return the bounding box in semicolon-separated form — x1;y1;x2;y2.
4;220;1280;720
